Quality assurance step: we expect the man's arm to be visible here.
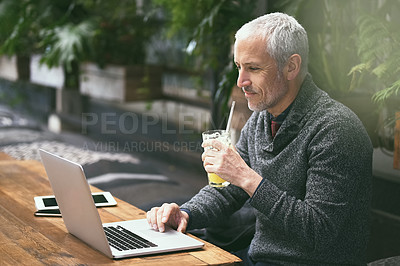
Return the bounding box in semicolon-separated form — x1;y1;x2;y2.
146;116;255;233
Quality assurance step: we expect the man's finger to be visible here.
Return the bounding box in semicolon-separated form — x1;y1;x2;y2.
156;204;166;232
176;220;186;233
161;204;173;224
203;139;226;151
147;207;159;229
177;210;189;233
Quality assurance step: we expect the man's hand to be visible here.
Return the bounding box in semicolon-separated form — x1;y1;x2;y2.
146;203;189;233
202;139;262;196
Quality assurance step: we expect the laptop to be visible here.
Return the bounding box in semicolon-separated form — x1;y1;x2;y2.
38;149;204;259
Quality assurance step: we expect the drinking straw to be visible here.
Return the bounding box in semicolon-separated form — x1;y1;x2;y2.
226;101;236;132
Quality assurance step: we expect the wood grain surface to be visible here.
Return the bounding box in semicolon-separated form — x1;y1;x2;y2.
0;154;241;265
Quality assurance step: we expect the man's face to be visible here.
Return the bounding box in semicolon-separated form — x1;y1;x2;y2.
234;38;289;113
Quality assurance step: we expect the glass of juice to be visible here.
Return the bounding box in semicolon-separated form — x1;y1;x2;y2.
202;129;231;187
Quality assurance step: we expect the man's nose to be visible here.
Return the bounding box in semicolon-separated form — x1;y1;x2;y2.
237;69;251;88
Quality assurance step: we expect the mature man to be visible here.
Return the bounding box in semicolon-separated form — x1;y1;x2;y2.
147;12;372;265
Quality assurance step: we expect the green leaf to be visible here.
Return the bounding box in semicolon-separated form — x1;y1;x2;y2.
373;79;400;103
40;21;94;71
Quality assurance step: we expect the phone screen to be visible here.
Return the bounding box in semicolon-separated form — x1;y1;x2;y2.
92;194;108;203
43;197;58;207
43;194;108;207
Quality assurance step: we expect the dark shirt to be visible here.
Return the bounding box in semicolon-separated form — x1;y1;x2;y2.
269;104;292;137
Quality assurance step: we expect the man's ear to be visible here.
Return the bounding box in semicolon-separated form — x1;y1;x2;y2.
285;54;301;81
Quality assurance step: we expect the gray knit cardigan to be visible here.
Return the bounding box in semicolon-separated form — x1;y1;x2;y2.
181;74;372;265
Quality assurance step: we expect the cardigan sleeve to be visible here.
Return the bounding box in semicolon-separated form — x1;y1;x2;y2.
180;184;249;230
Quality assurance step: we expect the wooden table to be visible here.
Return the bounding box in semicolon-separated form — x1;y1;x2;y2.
0;153;241;265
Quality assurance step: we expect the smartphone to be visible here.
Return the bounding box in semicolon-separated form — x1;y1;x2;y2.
34;191;117;211
34;209;62;217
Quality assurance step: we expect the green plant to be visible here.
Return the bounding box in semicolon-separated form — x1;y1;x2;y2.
0;1;90;57
79;0;158;67
348;1;400;150
38;0;158;88
0;0;39;57
154;0;257;128
0;0;158;89
39;21;95;88
0;0;93;88
349;1;400;108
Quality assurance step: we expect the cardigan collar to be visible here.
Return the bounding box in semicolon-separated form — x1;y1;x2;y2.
263;74;324;153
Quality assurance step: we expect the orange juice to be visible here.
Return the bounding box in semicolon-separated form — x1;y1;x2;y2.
207;173;229;187
202;129;231;188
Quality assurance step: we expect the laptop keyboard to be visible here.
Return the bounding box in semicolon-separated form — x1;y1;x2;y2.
104;225;158;251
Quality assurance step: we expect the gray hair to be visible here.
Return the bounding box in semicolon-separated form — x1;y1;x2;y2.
235;12;309;78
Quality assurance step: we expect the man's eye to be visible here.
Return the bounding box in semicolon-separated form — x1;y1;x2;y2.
249;67;260;71
236;65;241;70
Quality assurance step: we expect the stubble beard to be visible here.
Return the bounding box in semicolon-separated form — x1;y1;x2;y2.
246;72;289;112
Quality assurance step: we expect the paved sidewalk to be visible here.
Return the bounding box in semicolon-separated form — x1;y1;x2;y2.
0;104;207;211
